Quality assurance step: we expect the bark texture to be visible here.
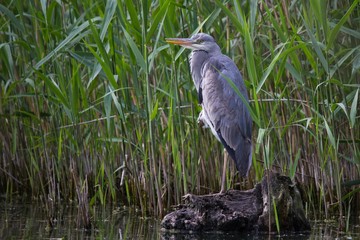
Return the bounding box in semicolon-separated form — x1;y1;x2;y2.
161;172;310;232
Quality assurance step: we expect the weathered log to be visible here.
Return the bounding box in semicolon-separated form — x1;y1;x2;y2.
161;172;310;232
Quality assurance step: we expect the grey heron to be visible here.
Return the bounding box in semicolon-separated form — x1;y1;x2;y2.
166;33;252;191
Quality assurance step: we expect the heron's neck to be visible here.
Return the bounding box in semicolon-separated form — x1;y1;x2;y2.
189;50;208;91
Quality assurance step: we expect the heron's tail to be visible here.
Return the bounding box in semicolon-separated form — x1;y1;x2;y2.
234;139;252;177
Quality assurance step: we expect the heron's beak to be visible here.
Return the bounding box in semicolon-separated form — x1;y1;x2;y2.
165;38;193;47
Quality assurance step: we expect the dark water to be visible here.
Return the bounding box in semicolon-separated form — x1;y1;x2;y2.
0;203;359;239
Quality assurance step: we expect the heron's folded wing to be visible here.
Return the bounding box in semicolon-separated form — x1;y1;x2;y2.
201;55;252;176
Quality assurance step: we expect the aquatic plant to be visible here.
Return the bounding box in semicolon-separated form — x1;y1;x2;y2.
0;0;358;222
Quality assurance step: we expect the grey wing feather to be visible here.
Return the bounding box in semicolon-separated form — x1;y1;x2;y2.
200;55;252;177
198;87;203;104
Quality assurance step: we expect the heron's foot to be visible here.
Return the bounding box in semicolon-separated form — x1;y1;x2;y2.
182;193;193;202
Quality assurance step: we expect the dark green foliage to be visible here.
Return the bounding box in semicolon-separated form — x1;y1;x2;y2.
0;0;359;219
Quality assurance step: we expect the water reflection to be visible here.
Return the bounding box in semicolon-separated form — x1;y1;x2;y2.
0;202;161;239
0;202;359;239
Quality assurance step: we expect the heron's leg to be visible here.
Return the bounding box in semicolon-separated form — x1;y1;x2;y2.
220;149;228;193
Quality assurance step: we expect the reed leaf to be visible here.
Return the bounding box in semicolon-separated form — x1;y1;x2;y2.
272;197;280;233
0;0;359;221
34;18;101;70
122;27;147;71
0;4;25;33
350;88;359;129
327;0;359;50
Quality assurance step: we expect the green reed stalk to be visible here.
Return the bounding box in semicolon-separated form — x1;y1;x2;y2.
0;0;358;223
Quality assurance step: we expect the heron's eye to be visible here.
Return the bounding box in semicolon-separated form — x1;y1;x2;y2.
197;39;204;44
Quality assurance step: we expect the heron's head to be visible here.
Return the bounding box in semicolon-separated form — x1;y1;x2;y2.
166;33;220;53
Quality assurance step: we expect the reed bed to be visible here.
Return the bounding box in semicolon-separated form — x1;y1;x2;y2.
0;0;359;221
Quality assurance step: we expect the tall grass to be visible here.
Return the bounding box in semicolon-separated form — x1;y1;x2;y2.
0;0;359;220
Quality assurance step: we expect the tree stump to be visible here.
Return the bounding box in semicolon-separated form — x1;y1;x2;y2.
161;172;310;232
